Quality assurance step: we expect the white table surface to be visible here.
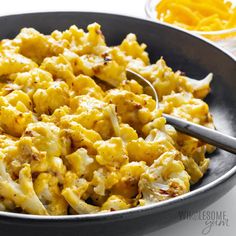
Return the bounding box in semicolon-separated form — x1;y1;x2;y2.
0;1;235;235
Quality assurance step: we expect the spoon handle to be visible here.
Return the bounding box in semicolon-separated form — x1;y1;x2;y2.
163;113;236;154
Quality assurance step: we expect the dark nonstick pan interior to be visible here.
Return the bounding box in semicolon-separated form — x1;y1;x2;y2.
0;12;235;236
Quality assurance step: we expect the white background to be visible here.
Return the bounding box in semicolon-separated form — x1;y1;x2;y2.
0;1;235;236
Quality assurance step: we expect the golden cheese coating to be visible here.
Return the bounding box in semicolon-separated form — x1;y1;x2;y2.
0;23;215;215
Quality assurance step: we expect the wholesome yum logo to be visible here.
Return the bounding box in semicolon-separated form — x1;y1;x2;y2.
178;210;230;235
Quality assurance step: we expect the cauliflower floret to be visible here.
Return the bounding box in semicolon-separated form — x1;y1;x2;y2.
33;81;69;115
139;150;190;204
172;99;211;125
127;129;175;165
34;173;68;215
70;94;106;113
0;133;16;149
10;68;53;97
40;54;75;85
4;135;66;177
142;116;166;136
2;135;67;181
159;91;192;114
62;173;99;214
128;58;179;99
104;104;121;138
64;103;121;141
160;91;215;156
119;123;138;142
0;39;18;53
0;153;48;215
61;49;83;76
52;23;107;56
119;33;149;65
93;114;117;140
55;25;125;87
4;90;33;110
129;56;212;102
13;27;64;64
0;100;36;137
118;79;143;95
176;133;210;184
101;195;130;211
160;92;212;126
160;91;215;149
60;109;112;140
104;89;156;132
0;198;16;212
41;105;71;124
31;155;66;180
24;122;63;157
82;23;107;55
0;51;37;77
112;161;147;199
91;167;120;196
63;121;102;154
76;54;126;87
71;74;104;99
94;137;128;168
62;187;99;214
66;148;94;177
180;73;213;99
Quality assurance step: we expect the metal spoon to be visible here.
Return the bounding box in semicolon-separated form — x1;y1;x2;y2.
126;69;236;154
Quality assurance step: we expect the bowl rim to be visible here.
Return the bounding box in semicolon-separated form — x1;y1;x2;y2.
0;11;235;222
145;0;236;35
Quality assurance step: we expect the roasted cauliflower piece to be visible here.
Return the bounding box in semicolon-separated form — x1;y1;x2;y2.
76;54;126;87
175;133;210;184
119;33;149;65
112;161;147;199
70;74;104;99
94;137;128;168
0;153;48;215
33;81;69;115
101;195;130;211
13;27;64;64
61;120;102;154
62;173;99;214
0;51;37;77
65;148;94;178
40;54;75;85
34;173;67;215
104;89;156;132
0;93;36;137
62;187;99;214
127;129;175;165
10;68;53;97
183;73;213;99
51;23;106;56
24;122;63;157
160;92;213;126
91;167;120;196
139;150;190;204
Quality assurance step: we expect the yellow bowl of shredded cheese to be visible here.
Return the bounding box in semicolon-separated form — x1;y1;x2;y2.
145;0;236;55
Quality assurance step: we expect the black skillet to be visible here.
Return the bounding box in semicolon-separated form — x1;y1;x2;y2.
0;12;235;236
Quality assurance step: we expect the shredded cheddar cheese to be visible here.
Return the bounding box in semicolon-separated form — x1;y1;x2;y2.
155;0;236;32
